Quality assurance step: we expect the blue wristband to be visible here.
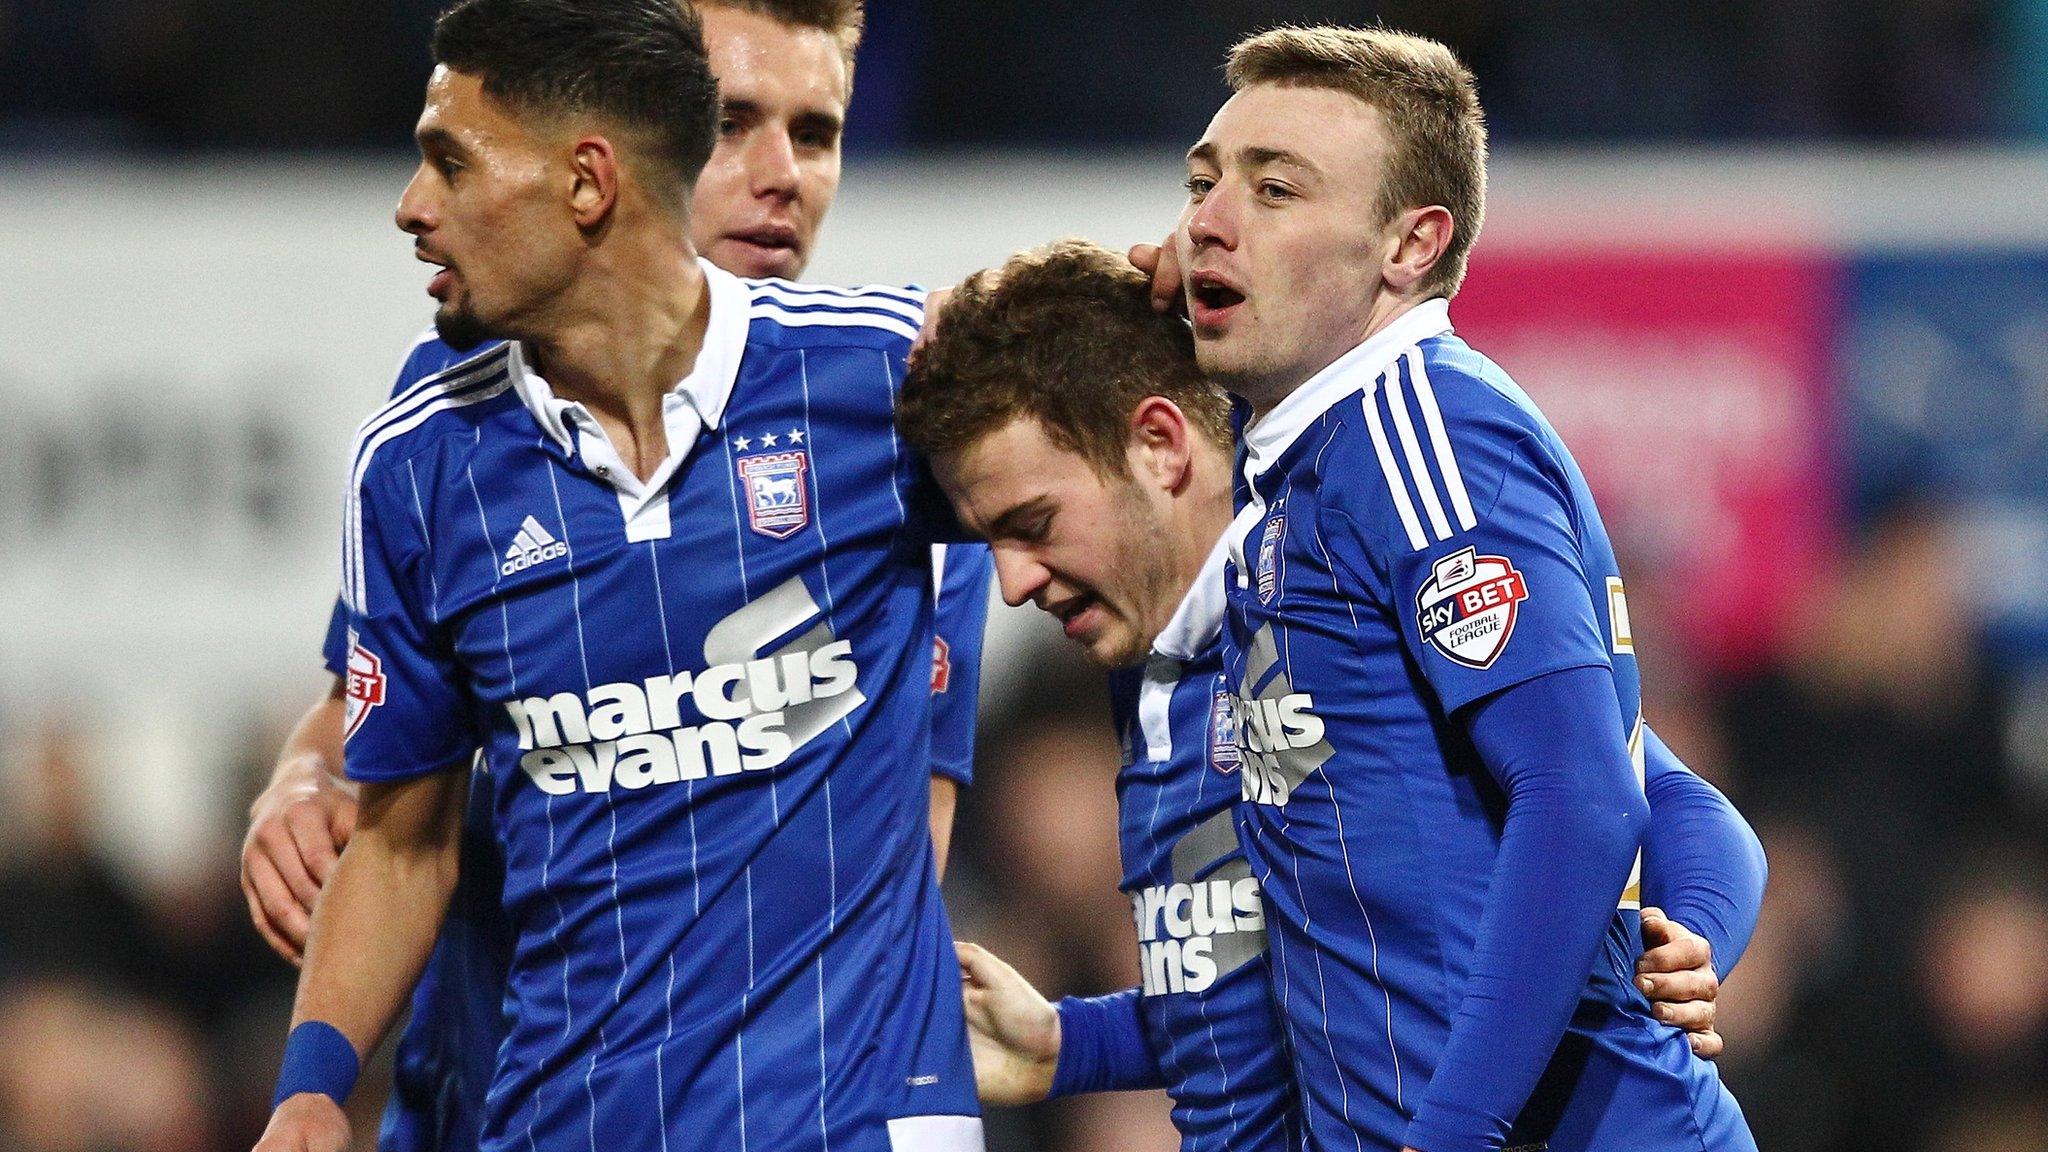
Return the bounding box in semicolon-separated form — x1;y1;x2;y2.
272;1021;361;1109
1049;991;1164;1097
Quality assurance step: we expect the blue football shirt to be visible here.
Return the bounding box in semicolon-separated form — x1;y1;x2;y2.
1106;536;1295;1151
1222;299;1750;1152
338;263;982;1152
321;329;992;1152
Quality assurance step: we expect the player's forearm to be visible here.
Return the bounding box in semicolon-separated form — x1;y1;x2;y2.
1639;727;1766;979
1408;666;1646;1152
1049;988;1167;1097
262;678;350;797
290;772;463;1060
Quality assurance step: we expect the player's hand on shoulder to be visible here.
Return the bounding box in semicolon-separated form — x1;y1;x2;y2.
955;940;1060;1106
1636;906;1723;1060
241;751;360;965
252;1092;351;1152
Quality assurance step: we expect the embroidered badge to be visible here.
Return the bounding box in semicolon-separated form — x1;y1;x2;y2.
1256;514;1285;604
1415;546;1529;669
737;450;811;539
1209;683;1242;776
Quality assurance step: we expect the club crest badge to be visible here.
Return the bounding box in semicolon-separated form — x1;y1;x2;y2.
1209;683;1242;776
1256;514;1285;604
737;450;811;539
343;639;387;740
1415;546;1529;669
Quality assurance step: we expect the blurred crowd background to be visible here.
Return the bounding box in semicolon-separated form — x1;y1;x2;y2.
4;1;2048;1151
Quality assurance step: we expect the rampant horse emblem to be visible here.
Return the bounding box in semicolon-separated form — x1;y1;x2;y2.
737;450;811;539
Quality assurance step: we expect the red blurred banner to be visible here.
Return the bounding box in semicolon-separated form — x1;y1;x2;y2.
1451;249;1839;674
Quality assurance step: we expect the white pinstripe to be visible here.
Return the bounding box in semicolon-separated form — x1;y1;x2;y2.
796;347;852;1147
1275;602;1366;1152
739;868;752;1152
1135;720;1204;1148
462;459;565;1152
1188;741;1240;1148
1302;434;1406;1110
539;467;625;1152
644;537;679;1152
403;460;440;617
718;383;756;1152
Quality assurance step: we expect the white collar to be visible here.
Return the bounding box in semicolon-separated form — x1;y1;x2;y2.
1151;529;1233;662
510;257;750;453
1240;297;1453;482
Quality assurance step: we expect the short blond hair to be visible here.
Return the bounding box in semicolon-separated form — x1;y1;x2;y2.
1226;26;1487;298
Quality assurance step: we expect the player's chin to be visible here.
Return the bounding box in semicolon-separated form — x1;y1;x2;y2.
1081;622;1146;670
434;304;496;353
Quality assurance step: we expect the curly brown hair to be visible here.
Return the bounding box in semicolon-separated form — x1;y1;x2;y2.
898;239;1231;479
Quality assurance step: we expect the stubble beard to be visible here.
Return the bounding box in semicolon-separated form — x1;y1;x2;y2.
434;302;497;353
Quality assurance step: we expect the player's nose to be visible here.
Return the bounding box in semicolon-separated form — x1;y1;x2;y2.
747;130;801;199
1185;185;1237;250
991;547;1049;610
396;165;435;235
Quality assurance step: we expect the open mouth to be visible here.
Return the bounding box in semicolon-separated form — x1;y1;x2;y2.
1048;594;1103;640
416;247;455;299
1187;273;1246;325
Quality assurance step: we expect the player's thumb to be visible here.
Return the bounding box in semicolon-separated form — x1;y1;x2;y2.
329;795;359;847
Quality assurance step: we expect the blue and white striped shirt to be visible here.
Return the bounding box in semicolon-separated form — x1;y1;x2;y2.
339;261;981;1152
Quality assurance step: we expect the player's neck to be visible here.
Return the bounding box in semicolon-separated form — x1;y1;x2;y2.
524;248;711;480
1180;445;1234;588
1157;442;1235;630
1242;290;1430;417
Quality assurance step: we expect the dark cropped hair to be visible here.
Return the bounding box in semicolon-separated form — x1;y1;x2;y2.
899;240;1231;479
433;0;720;193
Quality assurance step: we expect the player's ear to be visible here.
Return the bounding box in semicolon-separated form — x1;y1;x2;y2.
1383;205;1453;295
1128;396;1194;493
568;136;622;229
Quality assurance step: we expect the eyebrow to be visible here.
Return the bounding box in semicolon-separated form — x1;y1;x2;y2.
1242;146;1319;174
416;125;466;157
987;495;1055;539
1184;140;1321;177
722;98;845;136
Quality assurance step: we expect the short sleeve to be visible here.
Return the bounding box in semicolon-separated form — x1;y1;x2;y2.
927;543;992;785
323;331;490;678
341;465;478;782
1328;370;1609;716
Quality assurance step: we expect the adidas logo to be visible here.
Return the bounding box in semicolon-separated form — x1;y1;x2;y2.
501;515;569;576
